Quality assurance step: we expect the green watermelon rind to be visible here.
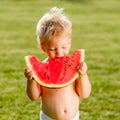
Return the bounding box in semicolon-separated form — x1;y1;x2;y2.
25;49;85;88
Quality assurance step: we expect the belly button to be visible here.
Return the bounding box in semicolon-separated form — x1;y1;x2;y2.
64;109;67;114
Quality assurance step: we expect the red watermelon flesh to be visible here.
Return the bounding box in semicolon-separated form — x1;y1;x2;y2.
25;49;84;88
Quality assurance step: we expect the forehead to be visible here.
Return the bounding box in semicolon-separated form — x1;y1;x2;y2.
47;34;71;46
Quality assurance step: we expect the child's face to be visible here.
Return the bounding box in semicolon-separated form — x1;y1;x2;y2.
42;34;71;59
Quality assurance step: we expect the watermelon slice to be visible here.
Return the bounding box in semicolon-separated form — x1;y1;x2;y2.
25;49;85;88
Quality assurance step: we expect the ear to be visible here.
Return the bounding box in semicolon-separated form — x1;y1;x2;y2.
40;44;46;52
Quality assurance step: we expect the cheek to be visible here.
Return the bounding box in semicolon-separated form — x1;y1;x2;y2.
64;49;70;55
66;46;71;53
48;52;55;58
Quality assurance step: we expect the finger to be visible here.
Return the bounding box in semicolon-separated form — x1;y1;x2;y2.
78;62;88;75
24;68;33;79
78;69;85;75
77;62;84;70
25;67;32;73
81;62;87;70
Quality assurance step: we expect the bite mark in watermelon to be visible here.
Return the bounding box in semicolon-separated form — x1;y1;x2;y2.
25;49;85;88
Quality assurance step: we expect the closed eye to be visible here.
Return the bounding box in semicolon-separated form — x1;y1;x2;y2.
48;48;56;51
62;46;66;49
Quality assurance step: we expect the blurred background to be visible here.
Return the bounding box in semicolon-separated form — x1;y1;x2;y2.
0;0;120;120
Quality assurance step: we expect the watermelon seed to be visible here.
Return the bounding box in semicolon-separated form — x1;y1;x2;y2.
60;78;62;81
48;77;50;80
44;72;47;76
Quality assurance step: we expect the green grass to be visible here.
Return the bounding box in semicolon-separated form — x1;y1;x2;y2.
0;0;120;120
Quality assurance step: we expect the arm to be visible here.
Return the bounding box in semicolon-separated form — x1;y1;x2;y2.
75;62;91;98
24;67;41;101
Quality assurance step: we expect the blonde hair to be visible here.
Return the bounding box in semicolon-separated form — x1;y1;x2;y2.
36;7;72;44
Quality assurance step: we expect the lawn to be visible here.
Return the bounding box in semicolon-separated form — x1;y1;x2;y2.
0;0;120;120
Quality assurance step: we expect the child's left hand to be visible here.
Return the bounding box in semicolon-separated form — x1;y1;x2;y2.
77;62;88;75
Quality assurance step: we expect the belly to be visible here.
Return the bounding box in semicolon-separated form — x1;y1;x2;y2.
41;84;79;119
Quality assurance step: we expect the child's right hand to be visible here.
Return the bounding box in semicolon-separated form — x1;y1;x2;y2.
24;67;34;81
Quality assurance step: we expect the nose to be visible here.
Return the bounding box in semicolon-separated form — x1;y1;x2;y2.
56;49;63;57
